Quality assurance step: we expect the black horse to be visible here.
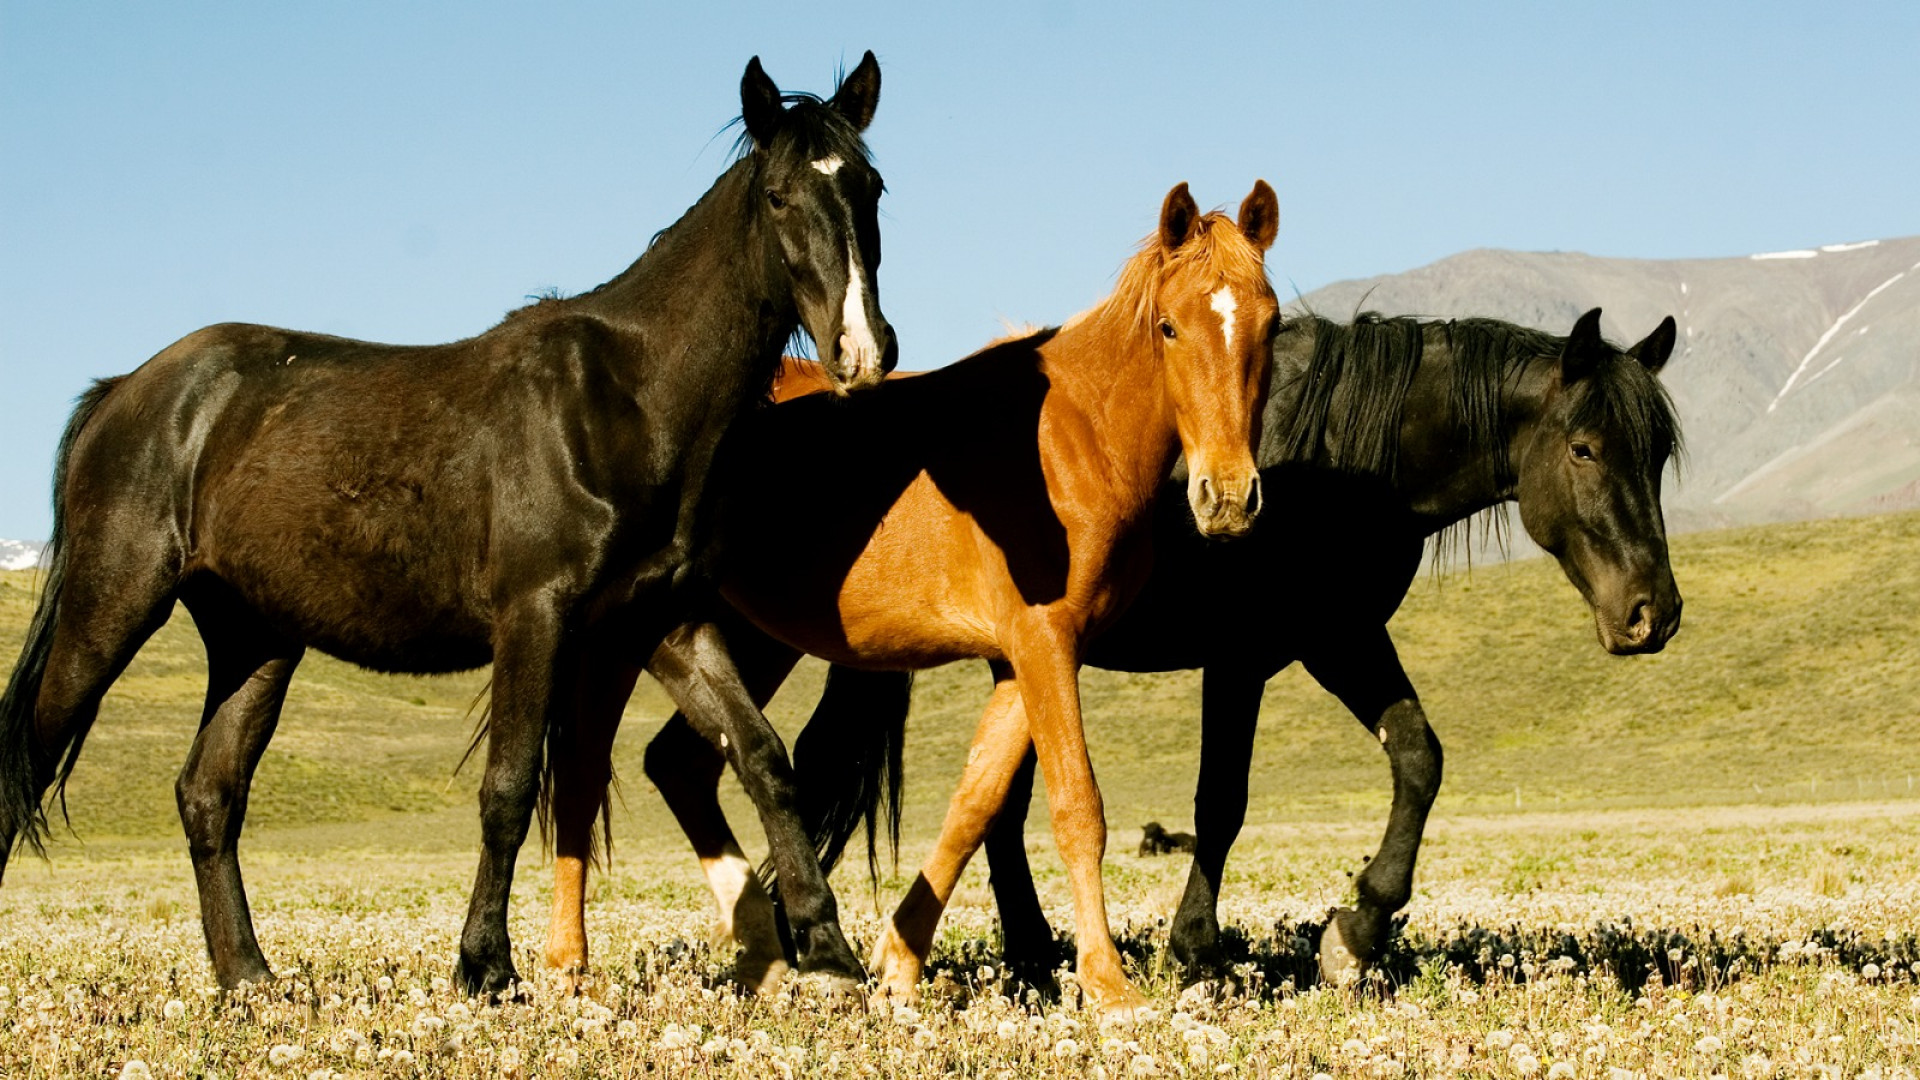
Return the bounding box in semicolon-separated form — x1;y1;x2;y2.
1138;822;1197;857
0;53;895;996
793;307;1682;986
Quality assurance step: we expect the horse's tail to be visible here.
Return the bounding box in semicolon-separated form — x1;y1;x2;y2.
758;665;913;894
1;377;124;872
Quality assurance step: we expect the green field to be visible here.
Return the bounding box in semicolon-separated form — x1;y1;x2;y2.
4;508;1917;861
3;511;1919;1077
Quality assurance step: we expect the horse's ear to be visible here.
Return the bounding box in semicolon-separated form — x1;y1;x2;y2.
1629;315;1678;374
741;56;785;149
1560;307;1609;383
1160;183;1200;251
1237;179;1279;252
831;50;881;132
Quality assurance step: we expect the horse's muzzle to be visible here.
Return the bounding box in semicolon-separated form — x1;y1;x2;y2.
826;322;897;393
1189;471;1262;539
1595;591;1682;655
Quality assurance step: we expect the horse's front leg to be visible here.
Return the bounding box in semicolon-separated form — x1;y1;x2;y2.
1169;664;1270;976
457;599;570;997
872;666;1032;1001
543;653;641;986
641;617;798;992
647;619;865;989
1301;626;1438;985
1011;623;1145;1014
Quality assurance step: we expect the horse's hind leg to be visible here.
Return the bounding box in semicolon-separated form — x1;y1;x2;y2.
981;746;1063;989
1169;665;1269;976
1302;627;1437;986
176;582;303;988
2;536;178;875
543;654;640;983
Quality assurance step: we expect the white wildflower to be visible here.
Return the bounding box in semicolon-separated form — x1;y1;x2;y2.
118;1063;154;1080
268;1044;304;1068
162;999;185;1021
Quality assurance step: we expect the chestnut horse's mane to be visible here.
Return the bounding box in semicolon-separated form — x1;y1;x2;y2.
1073;210;1270;337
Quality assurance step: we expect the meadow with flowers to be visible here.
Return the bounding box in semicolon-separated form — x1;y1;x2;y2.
2;511;1919;1076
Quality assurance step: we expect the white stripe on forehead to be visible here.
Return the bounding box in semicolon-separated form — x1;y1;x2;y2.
811;155;844;175
1211;287;1239;351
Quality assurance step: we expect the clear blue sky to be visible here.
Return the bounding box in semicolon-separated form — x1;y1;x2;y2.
3;2;1915;539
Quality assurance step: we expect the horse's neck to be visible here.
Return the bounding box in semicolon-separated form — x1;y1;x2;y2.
1041;307;1178;506
1392;344;1531;534
576;161;792;386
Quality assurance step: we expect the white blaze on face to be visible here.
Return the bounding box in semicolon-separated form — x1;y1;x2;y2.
839;241;881;380
1211;286;1239;351
811;155;844;175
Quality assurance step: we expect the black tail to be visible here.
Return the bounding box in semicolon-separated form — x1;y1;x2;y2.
758;665;913;894
1;377;122;869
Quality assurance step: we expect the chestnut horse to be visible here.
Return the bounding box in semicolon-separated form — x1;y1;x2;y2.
796;308;1684;990
545;182;1281;1009
0;54;893;995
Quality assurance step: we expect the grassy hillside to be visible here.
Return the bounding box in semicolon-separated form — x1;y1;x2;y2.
2;509;1917;863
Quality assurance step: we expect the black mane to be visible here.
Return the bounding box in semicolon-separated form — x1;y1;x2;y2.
1264;311;1681;486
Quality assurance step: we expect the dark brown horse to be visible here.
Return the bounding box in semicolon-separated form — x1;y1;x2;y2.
546;183;1281;1010
793;307;1683;990
0;53;895;995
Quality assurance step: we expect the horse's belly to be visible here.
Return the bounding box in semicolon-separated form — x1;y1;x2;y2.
722;478;999;669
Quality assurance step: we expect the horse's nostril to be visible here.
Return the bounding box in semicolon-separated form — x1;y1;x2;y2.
1627;599;1651;639
1197;476;1215;512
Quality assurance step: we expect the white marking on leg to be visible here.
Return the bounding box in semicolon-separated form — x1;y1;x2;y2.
1211;287;1238;351
811;155;844;175
840;243;880;380
700;849;756;938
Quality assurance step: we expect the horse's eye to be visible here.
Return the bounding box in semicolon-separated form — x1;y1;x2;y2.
1159;319;1176;340
765;189;787;211
1571;442;1595;462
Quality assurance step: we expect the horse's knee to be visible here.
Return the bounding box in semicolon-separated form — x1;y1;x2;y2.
1381;701;1442;803
174;771;237;858
476;768;539;844
644;718;724;790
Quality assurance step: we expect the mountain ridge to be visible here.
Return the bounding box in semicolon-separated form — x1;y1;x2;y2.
1291;235;1920;531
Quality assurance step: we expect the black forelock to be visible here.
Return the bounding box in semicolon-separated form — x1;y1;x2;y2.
728;93;875;168
1565;349;1685;474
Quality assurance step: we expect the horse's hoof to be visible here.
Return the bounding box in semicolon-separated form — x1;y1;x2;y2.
455;954;523;1000
1318;909;1366;988
795;971;866;1011
734;951;792;995
545;966;585;997
1091;987;1152;1023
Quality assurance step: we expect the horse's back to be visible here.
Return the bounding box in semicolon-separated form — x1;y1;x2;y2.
59;315;658;672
